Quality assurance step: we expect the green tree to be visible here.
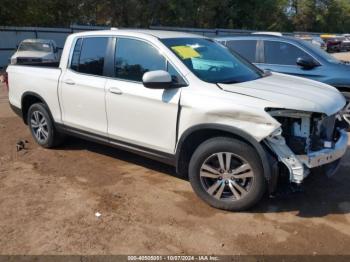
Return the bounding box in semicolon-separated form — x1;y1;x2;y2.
1;0;350;33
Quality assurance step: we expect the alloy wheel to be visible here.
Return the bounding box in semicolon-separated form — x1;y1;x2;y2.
30;111;49;143
199;152;254;201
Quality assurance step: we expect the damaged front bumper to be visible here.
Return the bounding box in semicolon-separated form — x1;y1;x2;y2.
298;129;348;168
265;129;348;184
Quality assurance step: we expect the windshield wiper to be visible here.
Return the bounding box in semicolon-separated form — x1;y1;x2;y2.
217;80;239;84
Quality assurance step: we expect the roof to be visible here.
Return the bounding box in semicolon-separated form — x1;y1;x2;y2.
252;31;283;36
21;39;53;43
123;29;204;39
71;29;205;39
214;34;298;42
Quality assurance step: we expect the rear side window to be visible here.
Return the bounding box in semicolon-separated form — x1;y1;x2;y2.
70;37;108;76
226;40;257;63
264;41;313;65
70;38;82;71
115;38;166;82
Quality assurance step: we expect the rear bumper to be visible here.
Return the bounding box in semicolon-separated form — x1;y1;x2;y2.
297;130;348;168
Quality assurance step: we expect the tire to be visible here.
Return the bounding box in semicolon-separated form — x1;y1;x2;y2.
341;92;350;130
188;137;266;211
27;103;64;148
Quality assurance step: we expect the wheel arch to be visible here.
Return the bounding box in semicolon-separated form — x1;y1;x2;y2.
175;124;273;181
21;92;53;125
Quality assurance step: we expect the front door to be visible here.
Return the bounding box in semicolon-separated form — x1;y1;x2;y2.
258;40;324;82
105;37;184;154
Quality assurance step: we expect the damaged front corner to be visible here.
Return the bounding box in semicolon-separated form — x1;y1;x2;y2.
264;130;307;184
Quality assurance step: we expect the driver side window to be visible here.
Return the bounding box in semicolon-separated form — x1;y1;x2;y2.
264;41;313;65
167;62;186;85
114;38;185;84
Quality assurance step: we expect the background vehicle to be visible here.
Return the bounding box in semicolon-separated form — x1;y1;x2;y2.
323;36;343;52
216;34;350;102
10;39;59;65
6;30;348;211
340;36;350;51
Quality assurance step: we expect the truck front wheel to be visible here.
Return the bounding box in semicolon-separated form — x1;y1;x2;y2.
188;137;266;211
27;103;64;148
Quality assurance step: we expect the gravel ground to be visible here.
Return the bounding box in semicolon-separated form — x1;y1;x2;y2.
331;51;350;61
0;53;350;255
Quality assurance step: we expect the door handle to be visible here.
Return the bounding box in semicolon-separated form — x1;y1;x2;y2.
64;79;75;85
109;87;123;95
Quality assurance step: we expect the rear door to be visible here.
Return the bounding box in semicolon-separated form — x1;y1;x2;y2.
105;37;184;154
259;40;324;81
59;37;111;136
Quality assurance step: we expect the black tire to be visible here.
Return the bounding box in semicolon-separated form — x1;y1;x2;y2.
27;103;64;148
188;137;266;211
341;92;350;130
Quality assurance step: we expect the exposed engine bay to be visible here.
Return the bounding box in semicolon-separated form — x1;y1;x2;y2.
264;109;348;184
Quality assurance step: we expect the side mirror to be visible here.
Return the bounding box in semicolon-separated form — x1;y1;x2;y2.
296;57;318;69
142;70;172;89
263;69;272;76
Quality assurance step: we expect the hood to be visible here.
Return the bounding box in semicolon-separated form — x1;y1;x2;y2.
218;73;346;116
12;51;53;59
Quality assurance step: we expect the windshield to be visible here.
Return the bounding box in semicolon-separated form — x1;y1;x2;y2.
301;40;341;64
19;42;52;52
161;38;263;84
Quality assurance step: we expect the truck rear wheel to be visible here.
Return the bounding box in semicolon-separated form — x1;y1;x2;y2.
27;103;64;148
188;137;266;211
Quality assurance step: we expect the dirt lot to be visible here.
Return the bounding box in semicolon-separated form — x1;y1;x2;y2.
332;51;350;61
1;54;350;255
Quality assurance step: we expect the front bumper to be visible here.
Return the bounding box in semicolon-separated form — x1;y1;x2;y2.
265;129;348;184
298;130;348;168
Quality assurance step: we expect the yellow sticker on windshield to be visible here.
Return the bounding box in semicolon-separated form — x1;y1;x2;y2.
171;46;200;60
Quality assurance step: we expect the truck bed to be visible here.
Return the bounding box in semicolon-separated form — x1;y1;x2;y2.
7;64;62;123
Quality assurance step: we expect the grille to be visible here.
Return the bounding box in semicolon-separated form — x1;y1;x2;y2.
318;115;336;141
310;114;336;151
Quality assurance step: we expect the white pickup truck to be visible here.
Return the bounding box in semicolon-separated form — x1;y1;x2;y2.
7;29;349;211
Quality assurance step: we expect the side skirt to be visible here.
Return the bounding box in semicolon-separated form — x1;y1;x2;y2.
55;123;176;166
